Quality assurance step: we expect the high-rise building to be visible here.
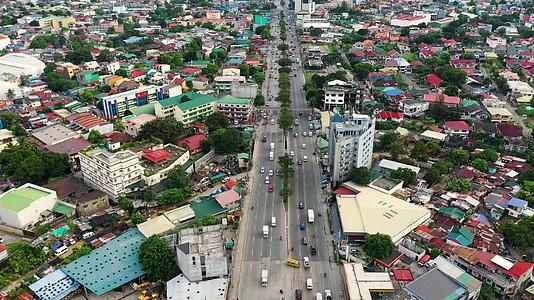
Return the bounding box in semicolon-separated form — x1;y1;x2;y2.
328;113;375;185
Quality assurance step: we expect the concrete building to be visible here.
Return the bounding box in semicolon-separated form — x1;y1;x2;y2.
230;81;258;99
213;75;246;92
323;80;365;111
0;34;10;51
390;14;431;27
102;85;165;119
154;92;217;125
124;114;156;137
0;183;57;228
38;16;75;30
0;53;46;77
335;183;431;244
217;95;253;124
139;144;190;187
328;113;375;185
167;274;228;300
31;123;79;146
174;225;228;282
79;148;142;200
342;263;394;300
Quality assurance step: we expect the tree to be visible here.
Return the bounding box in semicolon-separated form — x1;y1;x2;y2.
309;27;323;37
45;72;75;92
446;149;469;166
499;216;534;251
157;188;192;205
162;167;190;189
209;128;243;154
479;285;497;300
205;112;229;134
138;117;185;144
118;196;134;214
200;139;211;153
96;49;114;62
10;125;26;137
254;94;265;106
411;141;429;162
363;233;395;259
130;212;145;224
115;69;127;77
495;76;510;94
443;85;459;96
278;43;289;51
348;167;373;185
389;140;405;160
88;130;103;144
435;66;467;87
6;89;15;99
390;168;417;185
139;235;180;281
278;108;293;134
353;63;375;81
472;158;489;173
445;176;471;192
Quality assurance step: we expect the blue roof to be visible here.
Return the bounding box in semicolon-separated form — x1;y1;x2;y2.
330;114;343;123
61;228;146;296
29;270;80;300
507;197;528;208
384;88;405;97
473;213;490;226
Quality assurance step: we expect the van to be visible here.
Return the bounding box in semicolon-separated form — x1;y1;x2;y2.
286;258;301;268
271;217;276;227
306;278;313;290
54;245;68;257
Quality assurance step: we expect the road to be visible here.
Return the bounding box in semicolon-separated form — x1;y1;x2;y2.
233;2;345;299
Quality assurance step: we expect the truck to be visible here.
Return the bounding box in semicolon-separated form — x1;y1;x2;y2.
269;151;274;161
270;142;275;151
261;270;268;287
308;209;315;223
263;225;269;238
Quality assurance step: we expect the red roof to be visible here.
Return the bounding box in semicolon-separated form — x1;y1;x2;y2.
67;112;107;129
426;73;443;88
508;261;534;279
376;111;404;120
392;269;414;281
225;179;236;188
131;69;145;78
423;93;460;105
419;254;431;263
445;121;470;131
497;123;522;138
0;244;6;253
334;186;358;196
180;67;201;74
177;133;208;152
142;148;173;163
474;250;533;279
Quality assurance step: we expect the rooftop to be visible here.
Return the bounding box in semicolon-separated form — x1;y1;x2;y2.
137;215;176;238
405;268;466;299
32;123;78;146
218;95;251;105
0;184;53;213
167;274;228;300
343;263;394;300
61;228;146;296
178;225;224;258
164;205;196;225
29;269;80;300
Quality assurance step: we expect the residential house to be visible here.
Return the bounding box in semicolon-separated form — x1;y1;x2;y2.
213;76;246;92
399;100;429;118
444;121;470;137
217;95;253;125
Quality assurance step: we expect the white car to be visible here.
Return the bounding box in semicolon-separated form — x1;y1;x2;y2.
269;169;274;176
303;132;307;137
265;176;270;184
302;144;306;149
290;151;295;157
308;131;312;136
294;132;298;137
260;167;265;173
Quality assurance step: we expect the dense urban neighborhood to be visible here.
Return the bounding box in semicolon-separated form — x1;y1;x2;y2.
0;0;534;299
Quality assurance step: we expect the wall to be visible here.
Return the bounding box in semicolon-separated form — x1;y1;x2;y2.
186;150;215;173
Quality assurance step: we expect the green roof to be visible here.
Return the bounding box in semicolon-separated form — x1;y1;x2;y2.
53;203;75;215
218;95;251;105
190;198;226;219
177;93;217;111
438;207;465;220
126;102;155;117
461;99;480;107
316;137;328;149
237;153;250;160
158;96;182;108
0;186;51;212
61;228;146;296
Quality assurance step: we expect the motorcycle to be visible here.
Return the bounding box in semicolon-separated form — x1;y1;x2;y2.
280;236;282;241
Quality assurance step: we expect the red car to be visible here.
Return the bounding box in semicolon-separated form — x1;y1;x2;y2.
268;185;273;193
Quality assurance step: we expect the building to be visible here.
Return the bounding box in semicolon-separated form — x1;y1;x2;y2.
167;274;228;300
328;113;375;185
0;183;57;228
405;255;482;300
217;95;253;124
124;114;156;137
323;80;365;110
447;246;533;296
88;20;123;34
213;76;246;92
173;225;228;282
0;53;46;77
79;148;142;200
44;177;109;216
231;81;258;99
399;100;429;118
444;121;471;137
29;270;80;300
335;183;431;244
139;144;190;187
32;124;79;146
66;112;113;137
378;159;421;175
38;16;75;30
102;85;165;119
390;14;431;27
0;34;10;50
154;92;217;125
342;263;394;300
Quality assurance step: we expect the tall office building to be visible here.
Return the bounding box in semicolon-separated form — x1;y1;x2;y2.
329;112;375;186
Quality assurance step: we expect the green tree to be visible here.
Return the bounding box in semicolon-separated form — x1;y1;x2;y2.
277;57;292;67
254;94;265;106
472;149;498;163
205;112;229;134
411;141;429;162
138;117;185;144
348;167;373;185
445;176;471;192
209;128;243;154
495;76;510;94
472;158;489;172
45;72;75;92
389;140;405;160
278;108;293;135
390;168;417;185
278;43;289;51
6;88;15;99
162;167;190;189
447;149;469;166
88;130;103;144
118;197;134;214
10;125;26;137
499;216;534;251
130;212;145;224
139;236;180;281
363;233;395;259
353;63;375;81
200;139;211;153
115;69;128;77
479;284;496;300
157;188;192;206
443;85;459;96
96;49;114;62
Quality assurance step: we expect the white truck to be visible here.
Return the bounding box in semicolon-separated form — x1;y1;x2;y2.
263;225;269;238
308;209;315;223
261;270;268;287
270;142;275;151
269;151;274;161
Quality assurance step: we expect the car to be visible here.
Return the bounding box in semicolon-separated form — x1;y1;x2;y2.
300;222;306;230
299;202;304;209
303;156;308;162
290;151;295;157
310;245;317;256
0;237;4;243
298;160;302;165
324;290;332;300
294;132;298;137
268;185;273;193
262;136;267;142
302;237;308;245
308;131;312;136
260;167;265;173
298;111;302;115
295;289;303;300
269;169;274;176
68;237;76;245
82;231;94;239
302;131;307;137
265;176;270;184
302;144;306;149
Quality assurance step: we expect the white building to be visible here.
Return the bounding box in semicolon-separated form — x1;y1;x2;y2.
102;85;165;119
79;148;142;200
0;34;10;51
323;80;366;110
0;53;46;77
0;183;57;229
173;225;228;282
390;14;431;27
329;113;375;185
124;114;156;137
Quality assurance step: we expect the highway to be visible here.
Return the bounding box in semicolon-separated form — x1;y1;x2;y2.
235;2;345;299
